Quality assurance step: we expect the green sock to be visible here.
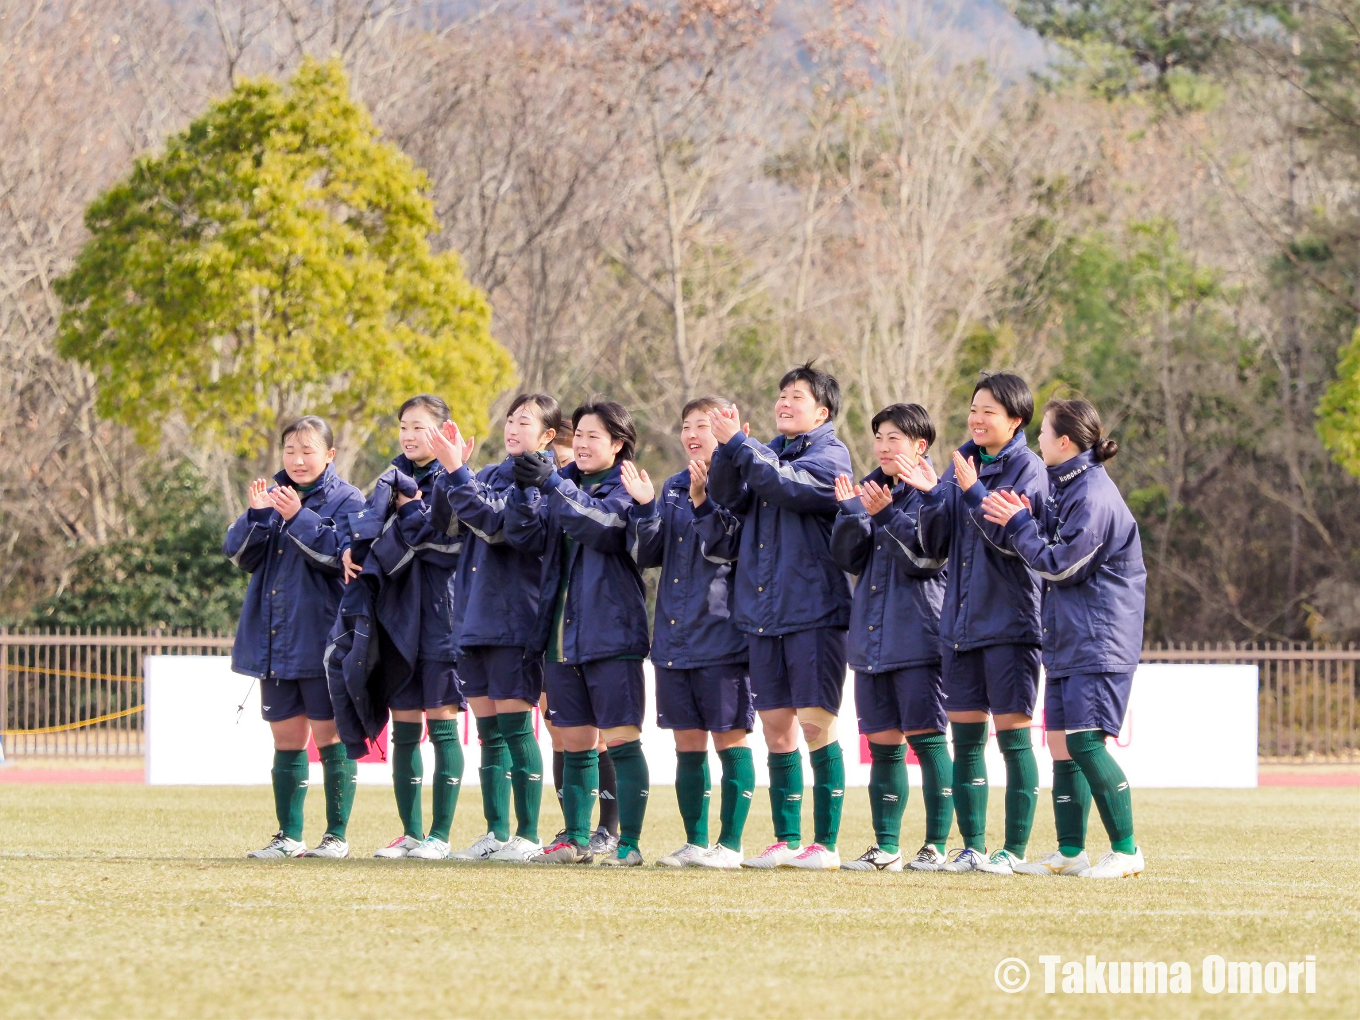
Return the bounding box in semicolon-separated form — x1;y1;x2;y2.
607;740;650;852
498;712;543;843
907;732;953;852
390;721;424;840
562;749;599;846
271;749;309;841
996;727;1038;858
1066;730;1136;854
1052;757;1092;856
767;750;803;849
318;742;356;841
867;742;907;854
675;750;711;846
426;718;463;843
475;715;512;842
950;721;989;851
809;741;845;851
716;746;755;851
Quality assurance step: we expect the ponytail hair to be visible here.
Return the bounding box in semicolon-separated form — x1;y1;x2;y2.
1045;398;1118;462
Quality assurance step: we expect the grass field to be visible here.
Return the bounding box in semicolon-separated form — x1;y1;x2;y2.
1;782;1356;1019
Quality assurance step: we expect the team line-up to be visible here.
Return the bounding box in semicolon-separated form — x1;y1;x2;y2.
226;363;1147;878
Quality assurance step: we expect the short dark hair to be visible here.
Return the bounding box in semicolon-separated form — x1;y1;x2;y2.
778;360;841;421
972;372;1034;429
871;403;936;448
1045;398;1119;462
398;393;451;423
681;394;732;421
280;415;334;450
572;401;637;463
507;392;564;436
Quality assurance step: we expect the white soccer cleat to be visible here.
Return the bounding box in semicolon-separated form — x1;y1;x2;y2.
373;834;424;859
975;848;1024;875
407;837;451;860
741;841;799;869
907;844;948;871
247;832;306;858
487;836;543;862
300;834;350;858
1013;849;1089;876
587;827;620;858
599;845;645;867
781;843;841;870
940;847;987;872
840;845;903;872
1078;847;1145;879
449;832;506;861
690;844;743;869
655;843;707;868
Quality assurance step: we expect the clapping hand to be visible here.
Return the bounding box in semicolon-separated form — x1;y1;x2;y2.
512;451;554;490
707;405;750;446
247;478;271;510
618;461;655;505
688;459;709;506
952;451;979;491
833;473;862;511
980;489;1030;527
896;455;940;493
859;477;893;516
429;420;474;473
267;484;303;521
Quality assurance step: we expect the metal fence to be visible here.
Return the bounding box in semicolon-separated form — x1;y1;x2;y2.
1141;643;1359;762
1;633;1356;761
0;630;233;757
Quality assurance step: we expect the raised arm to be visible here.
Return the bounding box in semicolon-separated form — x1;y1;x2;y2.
435;465;513;545
285;491;365;576
542;474;634;555
830;503;873;575
719;433;845;513
223;507;275;572
990;493;1108;587
501;483;548;556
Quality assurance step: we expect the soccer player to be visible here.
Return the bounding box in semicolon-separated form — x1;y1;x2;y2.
980;398;1147;879
624;396;756;870
360;395;468;860
226;416;364;859
427;394;562;862
700;362;854;870
830;404;953;872
507;402;652;865
897;373;1048;873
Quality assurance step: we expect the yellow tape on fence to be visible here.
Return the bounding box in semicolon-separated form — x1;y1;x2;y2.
2;663;145;686
0;703;144;736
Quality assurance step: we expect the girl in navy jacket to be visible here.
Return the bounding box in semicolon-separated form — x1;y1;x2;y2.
830;403;952;873
224;416;364;859
357;394;467;861
504;402;651;865
624;395;755;870
981;398;1147;879
897;372;1049;874
426;393;563;863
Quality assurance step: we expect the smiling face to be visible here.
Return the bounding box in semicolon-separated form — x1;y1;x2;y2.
774;380;829;437
504;403;555;456
680;409;720;461
573;414;623;473
281;427;335;487
873;425;928;478
398;405;442;466
967;387;1023;456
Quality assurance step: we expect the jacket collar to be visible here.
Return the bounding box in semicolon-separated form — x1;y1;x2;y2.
273;463;338;503
562;461;623;494
1049;449;1098;488
959;431;1030;475
391;453;443;483
773;421;836;460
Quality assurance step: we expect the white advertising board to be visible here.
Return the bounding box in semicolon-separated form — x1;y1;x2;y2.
145;658;1257;788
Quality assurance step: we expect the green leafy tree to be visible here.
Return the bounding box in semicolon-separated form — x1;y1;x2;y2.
29;462;246;632
1012;1;1271;98
54;58;514;470
1318;327;1360;475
